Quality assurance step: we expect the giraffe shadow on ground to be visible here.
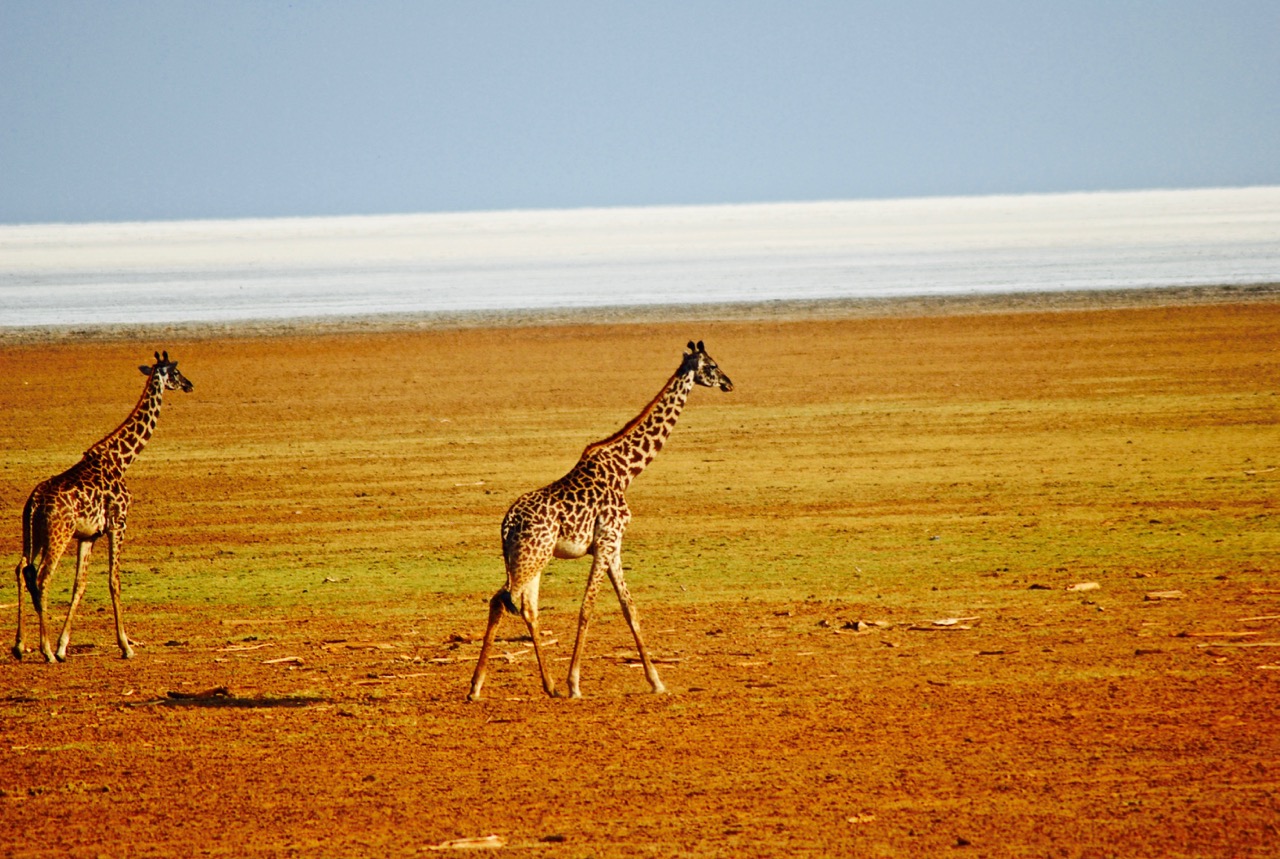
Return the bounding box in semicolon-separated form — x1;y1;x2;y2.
135;690;331;710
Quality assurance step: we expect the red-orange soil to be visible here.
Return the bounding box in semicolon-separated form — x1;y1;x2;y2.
1;295;1278;857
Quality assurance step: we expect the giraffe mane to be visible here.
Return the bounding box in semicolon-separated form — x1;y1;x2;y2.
85;361;165;457
581;369;682;458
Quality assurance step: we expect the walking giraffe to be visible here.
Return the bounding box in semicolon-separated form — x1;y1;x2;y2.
13;352;194;663
468;340;733;700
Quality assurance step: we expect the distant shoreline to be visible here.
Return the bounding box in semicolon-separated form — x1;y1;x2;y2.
2;282;1277;346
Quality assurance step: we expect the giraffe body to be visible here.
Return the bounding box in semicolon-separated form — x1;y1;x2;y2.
468;341;732;700
13;353;193;663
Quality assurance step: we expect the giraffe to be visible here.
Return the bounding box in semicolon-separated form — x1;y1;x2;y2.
12;351;194;663
467;340;733;701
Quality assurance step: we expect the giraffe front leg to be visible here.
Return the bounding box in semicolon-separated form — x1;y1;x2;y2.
606;552;666;694
106;530;133;659
54;540;92;662
565;558;608;699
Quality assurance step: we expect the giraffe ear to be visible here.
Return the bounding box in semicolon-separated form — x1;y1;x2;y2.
139;364;154;376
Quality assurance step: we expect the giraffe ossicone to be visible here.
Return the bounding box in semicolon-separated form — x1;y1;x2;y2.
468;340;733;701
12;352;194;663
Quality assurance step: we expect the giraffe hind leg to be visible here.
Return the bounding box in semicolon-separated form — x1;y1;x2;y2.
467;585;558;700
32;524;72;663
466;591;509;702
13;562;34;660
518;582;558;699
34;557;59;663
505;542;558;698
54;540;93;662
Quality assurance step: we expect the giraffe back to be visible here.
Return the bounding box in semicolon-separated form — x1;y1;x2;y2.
25;457;130;554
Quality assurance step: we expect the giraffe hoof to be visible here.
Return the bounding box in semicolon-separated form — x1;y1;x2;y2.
11;645;23;661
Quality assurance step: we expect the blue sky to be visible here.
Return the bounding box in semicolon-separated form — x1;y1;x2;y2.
2;1;1277;224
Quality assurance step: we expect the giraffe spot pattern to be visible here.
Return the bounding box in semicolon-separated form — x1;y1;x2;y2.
15;356;193;663
469;342;733;700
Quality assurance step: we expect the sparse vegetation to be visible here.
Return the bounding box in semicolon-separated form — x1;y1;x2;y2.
1;300;1277;856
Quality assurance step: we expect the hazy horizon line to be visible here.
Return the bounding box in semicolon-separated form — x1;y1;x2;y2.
4;183;1278;231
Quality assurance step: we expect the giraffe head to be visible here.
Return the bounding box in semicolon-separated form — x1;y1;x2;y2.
139;351;195;393
682;341;734;392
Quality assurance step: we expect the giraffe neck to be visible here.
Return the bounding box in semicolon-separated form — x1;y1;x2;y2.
83;370;166;473
581;368;696;490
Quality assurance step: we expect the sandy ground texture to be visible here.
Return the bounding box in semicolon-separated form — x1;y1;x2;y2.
1;289;1278;857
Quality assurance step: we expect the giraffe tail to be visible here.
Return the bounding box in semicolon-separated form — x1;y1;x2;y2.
497;588;519;616
20;563;39;607
17;493;41;607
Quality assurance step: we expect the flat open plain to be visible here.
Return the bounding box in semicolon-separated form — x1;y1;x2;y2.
1;292;1278;857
